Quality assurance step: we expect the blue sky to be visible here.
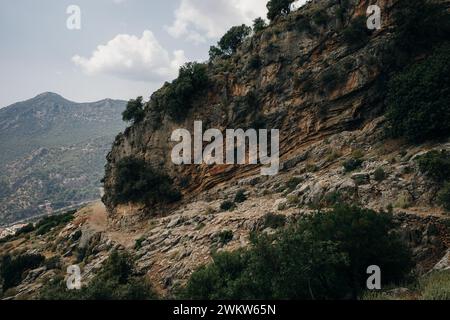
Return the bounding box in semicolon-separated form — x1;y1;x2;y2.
0;0;306;107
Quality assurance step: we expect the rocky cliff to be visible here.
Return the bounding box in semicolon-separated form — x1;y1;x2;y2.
102;0;428;214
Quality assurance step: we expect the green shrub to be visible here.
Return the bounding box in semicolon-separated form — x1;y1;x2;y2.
182;205;412;300
323;191;343;206
438;182;450;212
286;177;302;191
40;251;156;300
1;253;45;291
416;150;450;183
15;223;35;236
35;210;76;236
134;237;145;250
374;167;386;182
113;156;181;206
44;256;61;270
263;213;286;229
386;44;450;143
220;201;236;212
390;0;450;67
164;62;209;121
234;190;247;204
343;158;363;173
248;55;262;70
313;11;328;26
343;16;370;47
122;96;145;124
320;68;342;90
217;230;233;245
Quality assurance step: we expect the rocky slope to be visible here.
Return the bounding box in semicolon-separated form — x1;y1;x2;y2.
1;0;449;299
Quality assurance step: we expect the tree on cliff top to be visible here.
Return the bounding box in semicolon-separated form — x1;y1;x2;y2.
267;0;295;21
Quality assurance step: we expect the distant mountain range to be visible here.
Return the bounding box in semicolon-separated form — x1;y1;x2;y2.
0;92;127;225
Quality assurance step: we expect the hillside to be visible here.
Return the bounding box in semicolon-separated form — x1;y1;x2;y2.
0;0;449;300
0;93;126;225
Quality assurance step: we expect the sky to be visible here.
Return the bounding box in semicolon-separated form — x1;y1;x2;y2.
0;0;306;107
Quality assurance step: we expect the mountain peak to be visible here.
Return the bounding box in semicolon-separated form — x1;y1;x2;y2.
33;92;67;102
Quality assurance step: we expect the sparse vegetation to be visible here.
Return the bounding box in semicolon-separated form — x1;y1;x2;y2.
39;251;156;300
420;270;450;300
35;210;76;236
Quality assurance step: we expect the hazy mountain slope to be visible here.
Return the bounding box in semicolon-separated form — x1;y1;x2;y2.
0;93;126;225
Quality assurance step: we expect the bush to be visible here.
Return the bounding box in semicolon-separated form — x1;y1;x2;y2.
234;190;247;204
343;158;363;173
15;223;35;236
40;251;156;300
391;0;450;66
113;156;181;206
263;213;286;229
182;205;412;299
343;16;370;47
386;44;450;143
248;55;262;70
416;150;450;183
35;210;76;236
313;11;328;26
164;62;209;121
217;230;233;245
1;253;45;291
286;177;302;191
267;0;295;21
374;167;386;182
220;201;235;212
122;96;145;124
438;182;450;212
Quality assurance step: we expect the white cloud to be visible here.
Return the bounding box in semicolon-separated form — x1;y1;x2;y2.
167;0;268;43
72;30;186;82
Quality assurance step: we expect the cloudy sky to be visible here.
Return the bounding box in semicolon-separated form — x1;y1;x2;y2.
0;0;306;107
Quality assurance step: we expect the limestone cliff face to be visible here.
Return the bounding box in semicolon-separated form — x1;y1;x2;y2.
103;0;402;215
